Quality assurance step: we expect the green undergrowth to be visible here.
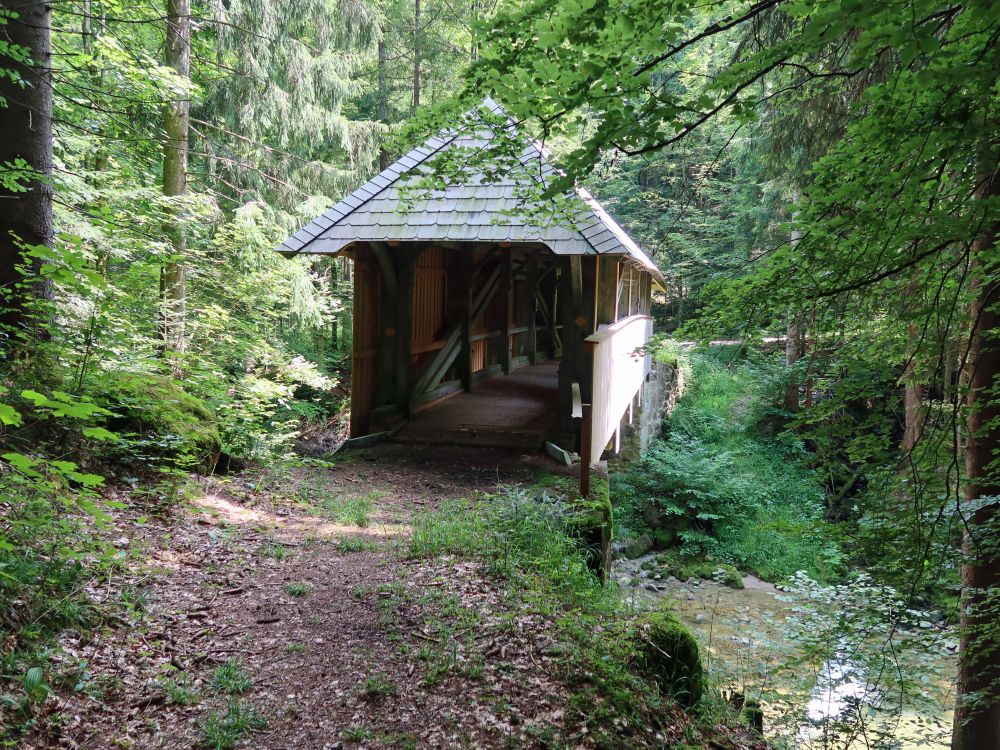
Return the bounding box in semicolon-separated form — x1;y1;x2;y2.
199;700;267;749
407;486;749;746
613;351;842;582
95;371;222;472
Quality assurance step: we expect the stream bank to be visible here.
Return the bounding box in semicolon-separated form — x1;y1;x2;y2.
613;553;957;749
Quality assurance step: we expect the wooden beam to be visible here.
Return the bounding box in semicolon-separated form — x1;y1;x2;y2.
458;252;473;391
410;263;502;397
394;250;416;416
597;255;619;326
501;250;512;374
527;254;539;364
538;257;558;283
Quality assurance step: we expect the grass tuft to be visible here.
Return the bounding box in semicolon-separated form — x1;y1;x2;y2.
362;672;398;698
285;581;310;597
259;542;288;560
210;659;252;695
199;700;267;749
159;670;199;705
337;536;380;553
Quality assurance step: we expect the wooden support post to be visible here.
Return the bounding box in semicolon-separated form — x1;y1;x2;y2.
580;402;592;498
527;253;539;364
614;261;623;322
394;251;416;416
372;243;399;407
580;257;597;402
549;281;560;355
570;255;583;311
597;255;619;326
557;259;577;424
459;251;473;391
501;250;512;374
626;264;634;315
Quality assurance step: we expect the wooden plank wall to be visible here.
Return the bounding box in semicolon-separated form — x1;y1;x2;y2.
350;256;380;436
411;247;447;374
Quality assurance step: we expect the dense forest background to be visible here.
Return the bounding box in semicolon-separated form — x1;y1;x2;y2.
2;0;998;748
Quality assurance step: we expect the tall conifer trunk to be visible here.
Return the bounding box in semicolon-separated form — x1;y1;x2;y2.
0;1;53;335
377;26;390;170
953;160;1000;750
161;0;190;359
902;273;927;454
784;209;805;413
411;0;420;114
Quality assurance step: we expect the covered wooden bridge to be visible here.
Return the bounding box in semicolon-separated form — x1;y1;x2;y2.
278;100;664;471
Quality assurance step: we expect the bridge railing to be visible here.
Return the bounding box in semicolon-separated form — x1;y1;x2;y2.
582;314;653;479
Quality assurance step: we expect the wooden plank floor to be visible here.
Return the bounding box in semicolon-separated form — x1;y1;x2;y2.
392;362;559;449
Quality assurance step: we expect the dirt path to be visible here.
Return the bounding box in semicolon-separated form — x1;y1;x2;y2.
43;445;577;750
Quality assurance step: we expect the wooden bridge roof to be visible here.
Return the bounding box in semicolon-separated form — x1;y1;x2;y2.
277;98;663;283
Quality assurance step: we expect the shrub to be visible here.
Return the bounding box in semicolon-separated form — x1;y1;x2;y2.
564;476;613;581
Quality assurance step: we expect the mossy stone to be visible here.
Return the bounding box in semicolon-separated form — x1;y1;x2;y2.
623;534;653;560
712;563;744;589
659;555;744;589
99;372;221;471
635;610;703;707
741;697;764;732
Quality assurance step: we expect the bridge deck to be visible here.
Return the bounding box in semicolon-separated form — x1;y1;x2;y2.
392;362;559;449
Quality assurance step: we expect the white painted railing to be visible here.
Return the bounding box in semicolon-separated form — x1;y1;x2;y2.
585;314;653;463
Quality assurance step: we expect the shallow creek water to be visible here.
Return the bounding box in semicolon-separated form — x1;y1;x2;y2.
613;554;957;749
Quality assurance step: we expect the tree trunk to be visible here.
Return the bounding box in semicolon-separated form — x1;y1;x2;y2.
784;204;805;413
784;314;805;412
470;0;479;61
0;0;53;336
952;161;1000;750
900;272;928;453
411;0;421;115
901;339;926;453
377;26;390;170
161;0;190;360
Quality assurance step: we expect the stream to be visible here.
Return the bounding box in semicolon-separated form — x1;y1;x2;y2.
614;554;957;749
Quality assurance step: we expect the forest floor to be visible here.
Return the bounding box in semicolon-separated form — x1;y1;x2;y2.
31;445;592;750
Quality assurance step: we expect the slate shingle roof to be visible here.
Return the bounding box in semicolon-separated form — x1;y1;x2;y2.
276;98;663;284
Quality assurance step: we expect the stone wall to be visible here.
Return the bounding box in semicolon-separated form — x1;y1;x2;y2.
617;359;685;462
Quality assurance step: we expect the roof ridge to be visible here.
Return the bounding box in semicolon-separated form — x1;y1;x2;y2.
320;99;514;236
275;98;663;284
